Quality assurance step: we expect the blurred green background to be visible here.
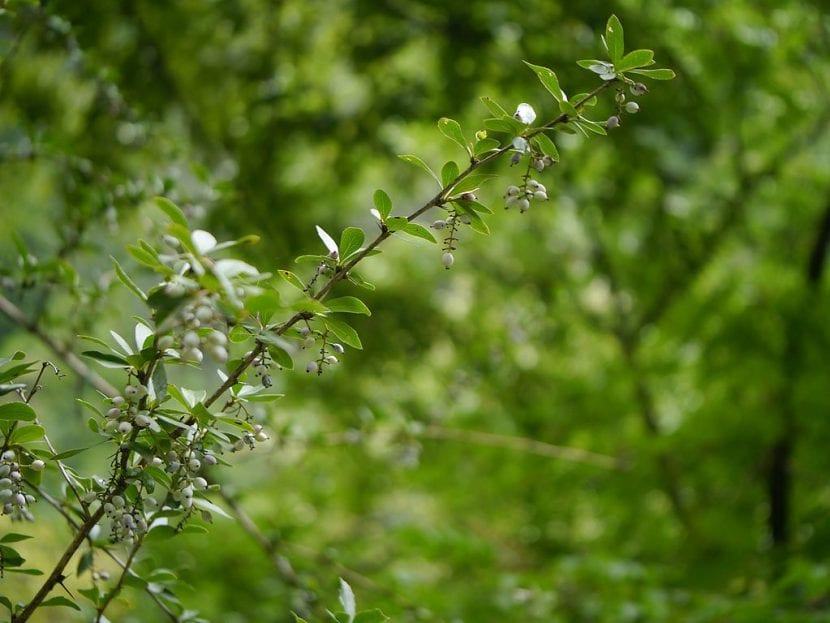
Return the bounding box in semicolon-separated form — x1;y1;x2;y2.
2;0;830;621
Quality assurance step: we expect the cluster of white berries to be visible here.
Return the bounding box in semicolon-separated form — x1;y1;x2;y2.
230;424;269;451
301;326;344;374
104;385;158;436
0;450;40;519
504;180;548;213
607;82;648;129
102;494;148;542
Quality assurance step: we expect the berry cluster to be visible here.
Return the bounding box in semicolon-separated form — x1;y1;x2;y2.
0;450;41;520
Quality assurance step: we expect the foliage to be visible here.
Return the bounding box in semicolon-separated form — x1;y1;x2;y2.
1;1;829;622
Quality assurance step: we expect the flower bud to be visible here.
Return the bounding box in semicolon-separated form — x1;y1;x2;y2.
156;334;175;351
1;450;14;462
195;305;214;323
203;453;217;466
134;413;152;428
183;331;201;348
517;198;531;213
306;361;319;374
460;192;478;201
10;471;20;481
15;493;26;507
188;458;201;471
625;101;640;114
606;115;620;129
631;82;648;96
505;185;520;197
30;460;45;471
207;330;227;346
513;102;537;125
533;191;548;201
207;345;228;363
193;477;208;490
118;421;133;435
124;385;139;398
111;396;125;406
107;407;121;419
442;252;455;270
331;343;345;354
460;214;472;225
302;336;315;349
430;220;446;230
324;355;339;365
182;347;203;363
533;159;545;172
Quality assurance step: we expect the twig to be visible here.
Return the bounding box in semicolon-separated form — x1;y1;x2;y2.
420;425;620;469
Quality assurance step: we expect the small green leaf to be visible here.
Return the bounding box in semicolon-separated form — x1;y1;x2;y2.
191;496;232;519
112;257;147;301
576;118;608;136
154;197;188;227
559;100;579;117
339;227;365;260
291;298;330;315
533;133;559;161
372;189;392;220
51;446;92;460
605;15;624;63
0;533;33;544
81;350;130;368
279;270;306;291
441;160;460;187
629;67;676;80
577;58;608;69
354;610;390;623
385;217;408;232
0;403;36;422
398;154;440;186
11;425;45;444
267;346;294;370
326;296;371;316
0;595;12;614
484;118;523;134
401;223;437;244
523;62;563;102
41;596;80;611
473;137;501;156
127;244;162;270
437;118;469;154
480;96;508;117
347;272;376;291
616;49;655;72
324;317;362;350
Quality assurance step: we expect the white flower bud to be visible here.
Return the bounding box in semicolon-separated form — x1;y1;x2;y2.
107;407;121;419
207;345;228;363
513;103;537;125
206;330;227;346
203;454;217;466
30;460;45;471
193;477;208;490
442;252;455;270
631;82;648;96
188;458;201;471
533;159;545;172
1;450;14;462
517;198;531;213
461;192;478;201
195;305;214;323
182;347;203;363
0;489;12;500
324;355;339;365
15;493;26;507
430;220;446;230
606;115;620;129
505;185;521;197
156;335;175;351
533;191;548;201
512;136;530;152
306;361;319;374
183;331;200;348
118;421;133;435
112;495;125;508
10;471;20;481
302;336;316;349
625;101;640;114
331;343;345;354
111;396;125;406
460;214;472;225
134;413;152;428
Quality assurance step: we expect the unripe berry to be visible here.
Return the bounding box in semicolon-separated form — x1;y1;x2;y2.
461;192;478;201
2;450;16;462
206;330;227;346
134;413;152;428
203;454;217;466
324;355;338;365
442;252;455;270
430;220;446;230
156;334;175;351
631;82;648;96
112;396;125;406
306;361;319;374
118;421;133;435
625;101;640;114
331;343;345;354
30;460;45;471
517;198;531;213
183;331;200;348
193;477;208;490
195;305;214;323
107;407;121;418
606;115;620;129
207;345;228;363
188;458;201;471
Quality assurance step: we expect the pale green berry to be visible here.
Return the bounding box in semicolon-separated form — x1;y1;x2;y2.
625;101;640;114
442;252;455;270
30;460;45;471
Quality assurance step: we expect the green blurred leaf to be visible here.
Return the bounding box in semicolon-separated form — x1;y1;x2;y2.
326;296;371;316
629;67;676;80
398;154;440;186
154;196;188;227
0;402;36;422
324;317;362;350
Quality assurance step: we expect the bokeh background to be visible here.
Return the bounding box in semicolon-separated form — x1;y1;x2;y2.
2;0;830;621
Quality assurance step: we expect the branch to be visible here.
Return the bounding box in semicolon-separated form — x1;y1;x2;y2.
420;425;620;469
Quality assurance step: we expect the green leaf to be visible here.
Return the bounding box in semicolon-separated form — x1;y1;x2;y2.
191;496;232;519
354;610;390;623
267;345;294;370
291;298;330;315
616;49;655;72
401;223;437;244
533;133;559;161
127;244;163;270
0;402;36;422
577;58;609;69
245;290;282;322
81;350;131;368
154;196;188;227
112;257;147;301
385;217;408;232
577;118;608;136
605;15;624;63
372;189;392;220
473;137;501;156
629;67;676;80
559;100;579;117
437;117;469;153
484;118;523;134
41;596;80;610
339;227;365;260
11;425;45;444
523;62;563;102
441;160;460;187
51;446;92;460
347;272;375;291
278;270;306;291
0;533;33;544
480;96;508;117
398;154;440;187
324;317;362;350
0;595;11;614
325;296;371;316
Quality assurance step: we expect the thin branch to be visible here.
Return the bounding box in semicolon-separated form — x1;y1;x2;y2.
96;535;145;622
420;425;620;469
